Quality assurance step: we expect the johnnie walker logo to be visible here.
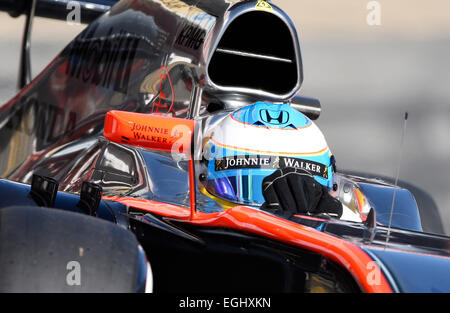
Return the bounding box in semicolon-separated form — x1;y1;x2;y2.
215;155;328;178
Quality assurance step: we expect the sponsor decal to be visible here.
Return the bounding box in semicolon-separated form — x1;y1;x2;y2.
215;155;328;178
9;96;77;147
255;0;273;12
130;122;171;144
259;109;289;125
175;23;206;50
66;26;139;94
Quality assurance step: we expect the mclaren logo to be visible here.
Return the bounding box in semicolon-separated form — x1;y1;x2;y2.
259;109;289;126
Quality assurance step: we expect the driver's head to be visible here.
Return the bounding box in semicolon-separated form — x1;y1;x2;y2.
201;102;335;207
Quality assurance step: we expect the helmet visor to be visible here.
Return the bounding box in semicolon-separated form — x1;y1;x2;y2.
203;152;333;206
204;169;271;206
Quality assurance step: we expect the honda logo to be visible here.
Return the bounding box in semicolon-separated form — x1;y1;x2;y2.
259;109;290;125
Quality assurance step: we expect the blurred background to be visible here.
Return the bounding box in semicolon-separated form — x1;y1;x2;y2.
0;0;449;234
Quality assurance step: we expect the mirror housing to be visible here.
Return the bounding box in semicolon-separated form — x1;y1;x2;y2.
103;111;195;156
290;95;321;120
103;110;197;218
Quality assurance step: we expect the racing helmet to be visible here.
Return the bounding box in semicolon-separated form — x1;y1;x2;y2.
201;102;335;207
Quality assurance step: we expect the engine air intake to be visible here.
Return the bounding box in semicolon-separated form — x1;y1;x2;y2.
208;11;299;96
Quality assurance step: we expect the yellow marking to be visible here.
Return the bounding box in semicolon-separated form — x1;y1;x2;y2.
255;0;273;12
3;109;32;176
272;156;280;169
199;186;238;211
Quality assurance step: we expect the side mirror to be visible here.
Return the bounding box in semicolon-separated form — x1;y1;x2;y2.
290;95;321;120
103;110;195;156
103;110;197;218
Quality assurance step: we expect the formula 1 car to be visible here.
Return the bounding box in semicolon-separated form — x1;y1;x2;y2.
0;0;449;293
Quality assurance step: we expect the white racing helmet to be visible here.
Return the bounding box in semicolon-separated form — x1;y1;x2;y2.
201;102;335;206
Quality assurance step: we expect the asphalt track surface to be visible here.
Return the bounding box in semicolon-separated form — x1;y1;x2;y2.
0;1;449;235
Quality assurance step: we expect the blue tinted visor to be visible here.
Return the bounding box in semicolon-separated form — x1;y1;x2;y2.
203;145;333;206
205;169;272;206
